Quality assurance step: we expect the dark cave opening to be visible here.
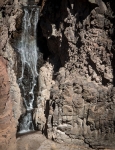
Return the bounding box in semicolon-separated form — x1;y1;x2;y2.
36;19;51;60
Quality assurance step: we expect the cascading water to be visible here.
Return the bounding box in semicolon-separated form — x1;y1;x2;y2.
17;6;39;133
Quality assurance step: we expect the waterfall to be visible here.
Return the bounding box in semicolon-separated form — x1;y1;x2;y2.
18;7;39;133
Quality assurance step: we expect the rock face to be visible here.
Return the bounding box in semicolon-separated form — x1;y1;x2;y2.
1;0;115;149
0;56;16;150
0;0;22;149
34;0;115;149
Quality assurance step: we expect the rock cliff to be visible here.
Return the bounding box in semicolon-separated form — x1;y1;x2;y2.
1;0;115;149
35;0;115;149
0;0;22;149
0;56;16;150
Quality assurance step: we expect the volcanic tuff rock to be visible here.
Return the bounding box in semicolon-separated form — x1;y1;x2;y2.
34;0;115;149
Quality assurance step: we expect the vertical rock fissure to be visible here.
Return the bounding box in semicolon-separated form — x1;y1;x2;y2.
17;6;39;133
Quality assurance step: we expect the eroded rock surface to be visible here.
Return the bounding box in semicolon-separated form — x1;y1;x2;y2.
1;0;115;149
35;0;115;149
0;56;16;150
0;0;22;149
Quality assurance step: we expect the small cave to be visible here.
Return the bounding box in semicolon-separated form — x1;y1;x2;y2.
37;19;51;60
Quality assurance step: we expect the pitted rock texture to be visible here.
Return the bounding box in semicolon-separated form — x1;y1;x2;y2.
0;0;22;149
33;62;55;131
0;56;16;150
35;0;115;149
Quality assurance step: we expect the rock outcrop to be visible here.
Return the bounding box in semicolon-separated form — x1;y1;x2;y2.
34;0;115;149
0;0;22;149
1;0;115;149
0;56;16;150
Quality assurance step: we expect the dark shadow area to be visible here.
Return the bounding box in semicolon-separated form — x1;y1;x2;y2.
36;19;51;60
1;7;6;17
43;100;50;137
39;0;98;72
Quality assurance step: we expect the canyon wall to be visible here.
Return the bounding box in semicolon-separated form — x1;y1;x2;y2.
0;0;22;149
0;56;16;150
35;0;115;149
1;0;115;149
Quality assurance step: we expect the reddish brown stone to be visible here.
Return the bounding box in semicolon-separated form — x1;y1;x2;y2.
0;56;16;150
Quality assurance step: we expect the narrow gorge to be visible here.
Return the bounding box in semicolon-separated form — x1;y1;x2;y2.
0;0;115;150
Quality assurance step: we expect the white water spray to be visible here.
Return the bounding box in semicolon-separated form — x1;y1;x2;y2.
18;7;39;133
